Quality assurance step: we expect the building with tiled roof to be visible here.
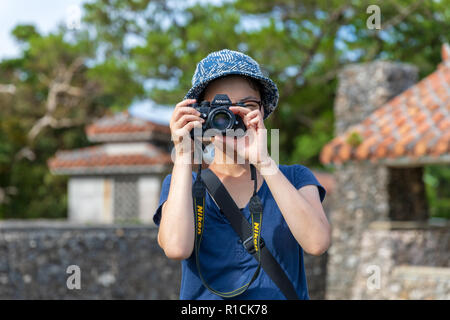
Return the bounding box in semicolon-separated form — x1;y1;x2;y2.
319;44;450;300
86;111;171;143
48;143;172;175
320;43;450;166
48;111;173;224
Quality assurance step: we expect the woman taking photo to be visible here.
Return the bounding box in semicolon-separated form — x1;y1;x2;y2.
153;49;330;300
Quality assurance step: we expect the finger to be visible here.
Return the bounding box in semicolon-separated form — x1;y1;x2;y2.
249;117;260;126
244;108;262;123
172;107;202;122
245;109;261;118
172;99;197;121
229;106;251;118
175;99;196;109
183;120;203;134
172;106;202;123
244;109;259;123
175;114;205;129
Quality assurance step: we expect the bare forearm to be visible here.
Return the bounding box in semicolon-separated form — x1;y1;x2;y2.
257;158;330;255
158;158;195;260
159;97;204;260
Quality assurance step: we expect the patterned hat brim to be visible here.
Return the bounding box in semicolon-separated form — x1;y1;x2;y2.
184;70;278;120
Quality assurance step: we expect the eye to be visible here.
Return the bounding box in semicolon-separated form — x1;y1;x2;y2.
241;100;261;110
244;103;259;109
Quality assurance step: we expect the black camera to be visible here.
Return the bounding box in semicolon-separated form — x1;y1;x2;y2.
189;94;247;139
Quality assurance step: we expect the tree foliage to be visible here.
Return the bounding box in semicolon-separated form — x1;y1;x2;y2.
1;0;449;218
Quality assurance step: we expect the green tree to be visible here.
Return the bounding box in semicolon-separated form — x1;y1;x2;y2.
1;0;449;219
81;0;450;220
82;0;450;166
0;23;141;218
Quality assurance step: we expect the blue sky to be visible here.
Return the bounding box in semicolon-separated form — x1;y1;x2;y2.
0;0;174;123
0;0;85;60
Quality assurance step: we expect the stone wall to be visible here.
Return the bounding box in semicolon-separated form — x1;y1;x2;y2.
0;220;327;299
0;221;180;299
326;61;419;299
333;61;418;136
352;221;450;299
326;162;391;299
304;253;327;300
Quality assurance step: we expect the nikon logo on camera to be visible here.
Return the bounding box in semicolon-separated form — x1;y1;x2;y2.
197;205;204;234
214;99;229;104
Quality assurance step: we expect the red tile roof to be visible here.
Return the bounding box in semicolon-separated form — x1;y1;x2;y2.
48;143;172;175
321;44;450;165
86;111;171;142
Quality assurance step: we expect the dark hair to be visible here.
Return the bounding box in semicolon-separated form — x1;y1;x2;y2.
197;75;264;104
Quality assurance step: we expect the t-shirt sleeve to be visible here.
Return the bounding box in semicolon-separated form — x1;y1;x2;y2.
153;174;172;226
292;165;326;203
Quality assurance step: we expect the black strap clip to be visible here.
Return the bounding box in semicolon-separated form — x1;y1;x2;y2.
243;236;265;255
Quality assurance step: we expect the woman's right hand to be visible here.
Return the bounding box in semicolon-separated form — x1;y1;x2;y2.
169;99;205;156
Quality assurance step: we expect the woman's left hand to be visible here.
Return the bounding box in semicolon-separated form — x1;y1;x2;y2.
214;106;271;166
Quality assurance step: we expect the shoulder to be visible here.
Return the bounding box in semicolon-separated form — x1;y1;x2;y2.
278;164;314;179
278;164;326;203
161;171;197;184
159;171;197;196
279;163;308;172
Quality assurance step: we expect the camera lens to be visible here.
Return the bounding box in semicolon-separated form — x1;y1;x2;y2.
211;112;232;130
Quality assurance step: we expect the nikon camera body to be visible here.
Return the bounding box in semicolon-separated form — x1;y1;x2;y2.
189;94;247;139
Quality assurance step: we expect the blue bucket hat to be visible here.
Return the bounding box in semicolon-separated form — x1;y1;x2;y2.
184;49;279;120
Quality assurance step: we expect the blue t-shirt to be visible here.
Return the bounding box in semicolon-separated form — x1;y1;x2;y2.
153;164;326;300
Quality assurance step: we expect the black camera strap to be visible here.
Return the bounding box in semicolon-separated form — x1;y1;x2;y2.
192;163;262;298
192;162;299;300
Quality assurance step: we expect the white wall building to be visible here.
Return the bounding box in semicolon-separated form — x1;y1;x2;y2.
48;112;172;225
